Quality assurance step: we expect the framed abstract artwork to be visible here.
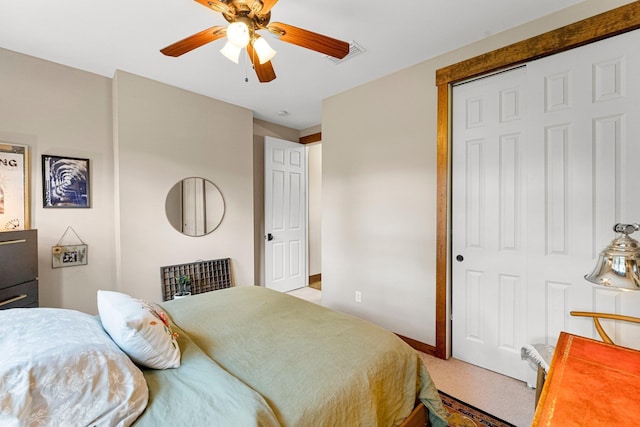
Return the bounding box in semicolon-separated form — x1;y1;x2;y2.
42;155;90;208
0;142;30;230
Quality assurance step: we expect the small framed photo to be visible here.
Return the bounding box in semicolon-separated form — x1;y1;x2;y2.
42;155;90;208
52;244;88;268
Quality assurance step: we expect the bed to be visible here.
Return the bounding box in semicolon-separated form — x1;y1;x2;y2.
0;286;448;427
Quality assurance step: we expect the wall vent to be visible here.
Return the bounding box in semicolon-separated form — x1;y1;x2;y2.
326;40;366;64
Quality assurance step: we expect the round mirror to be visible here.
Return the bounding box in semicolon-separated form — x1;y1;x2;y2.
165;177;225;237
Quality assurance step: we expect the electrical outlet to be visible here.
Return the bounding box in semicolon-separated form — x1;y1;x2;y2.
355;291;362;303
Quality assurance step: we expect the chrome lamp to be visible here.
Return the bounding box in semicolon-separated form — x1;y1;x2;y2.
571;223;640;344
585;223;640;289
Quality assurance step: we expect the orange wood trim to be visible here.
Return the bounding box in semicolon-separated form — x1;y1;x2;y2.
299;132;322;144
309;273;321;283
434;2;640;359
435;82;450;359
397;334;437;357
436;2;640;86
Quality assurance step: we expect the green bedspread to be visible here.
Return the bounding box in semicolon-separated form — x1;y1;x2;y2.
159;286;448;427
134;322;280;426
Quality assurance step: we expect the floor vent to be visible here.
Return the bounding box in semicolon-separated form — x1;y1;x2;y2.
326;40;366;64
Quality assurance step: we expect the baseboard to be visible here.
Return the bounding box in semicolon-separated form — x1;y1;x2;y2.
309;273;321;283
397;334;437;357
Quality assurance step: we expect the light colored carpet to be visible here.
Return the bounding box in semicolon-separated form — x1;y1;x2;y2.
286;286;322;305
420;352;535;427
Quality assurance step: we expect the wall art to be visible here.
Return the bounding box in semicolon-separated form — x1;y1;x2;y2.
0;143;30;230
42;155;90;208
52;226;88;268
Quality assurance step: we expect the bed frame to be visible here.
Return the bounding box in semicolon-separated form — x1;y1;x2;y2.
159;260;435;426
399;402;430;427
160;258;232;301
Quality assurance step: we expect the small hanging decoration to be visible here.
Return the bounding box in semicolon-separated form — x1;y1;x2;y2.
52;226;88;268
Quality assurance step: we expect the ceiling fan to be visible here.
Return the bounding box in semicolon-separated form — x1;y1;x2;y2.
160;0;350;83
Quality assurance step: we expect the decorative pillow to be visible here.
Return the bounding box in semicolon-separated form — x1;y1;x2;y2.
97;290;181;369
0;308;148;426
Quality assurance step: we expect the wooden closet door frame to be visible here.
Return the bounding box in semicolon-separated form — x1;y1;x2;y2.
434;2;640;358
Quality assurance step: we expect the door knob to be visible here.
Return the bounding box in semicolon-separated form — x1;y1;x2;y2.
456;255;464;262
266;233;274;241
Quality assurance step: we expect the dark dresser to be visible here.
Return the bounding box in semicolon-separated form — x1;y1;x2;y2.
0;229;38;309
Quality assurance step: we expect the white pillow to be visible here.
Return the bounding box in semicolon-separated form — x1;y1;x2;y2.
98;290;181;369
0;308;148;426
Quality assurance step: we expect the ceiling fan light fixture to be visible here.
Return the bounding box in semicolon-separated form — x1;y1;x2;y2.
220;41;242;63
253;36;276;64
161;1;350;83
226;21;250;48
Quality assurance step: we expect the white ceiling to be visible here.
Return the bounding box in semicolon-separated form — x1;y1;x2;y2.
0;0;585;130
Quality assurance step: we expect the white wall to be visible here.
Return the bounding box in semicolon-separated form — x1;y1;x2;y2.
321;0;637;345
113;71;256;303
302;125;323;278
307;143;322;276
323;69;438;342
0;48;116;313
0;48;272;313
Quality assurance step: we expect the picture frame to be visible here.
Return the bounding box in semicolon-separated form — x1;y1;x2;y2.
42;155;90;208
0;142;30;231
52;244;88;268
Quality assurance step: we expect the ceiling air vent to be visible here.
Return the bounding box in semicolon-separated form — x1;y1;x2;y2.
326;41;366;64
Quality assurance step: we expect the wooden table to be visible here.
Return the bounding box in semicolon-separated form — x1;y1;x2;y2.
533;331;640;426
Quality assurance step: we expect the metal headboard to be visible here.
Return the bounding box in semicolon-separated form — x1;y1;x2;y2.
160;257;232;301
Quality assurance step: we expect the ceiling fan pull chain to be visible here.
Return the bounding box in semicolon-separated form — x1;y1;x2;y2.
244;50;249;82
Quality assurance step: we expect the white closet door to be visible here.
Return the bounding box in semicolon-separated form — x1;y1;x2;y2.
452;29;640;381
452;67;529;381
525;29;640;348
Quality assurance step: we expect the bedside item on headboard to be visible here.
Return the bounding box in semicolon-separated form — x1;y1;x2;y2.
52;226;87;268
0;142;30;231
160;258;231;301
0;229;38;309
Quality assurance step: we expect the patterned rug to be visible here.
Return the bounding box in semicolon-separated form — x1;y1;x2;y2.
439;391;516;427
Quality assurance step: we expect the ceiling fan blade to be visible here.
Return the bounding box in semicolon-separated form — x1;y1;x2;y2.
160;26;226;57
257;0;279;15
268;22;349;59
193;0;230;14
247;43;276;82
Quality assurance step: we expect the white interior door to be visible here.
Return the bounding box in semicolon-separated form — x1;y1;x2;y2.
265;136;307;292
525;29;640;348
452;28;640;381
452;67;529;381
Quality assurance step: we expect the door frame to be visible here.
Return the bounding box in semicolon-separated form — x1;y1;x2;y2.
434;2;640;358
